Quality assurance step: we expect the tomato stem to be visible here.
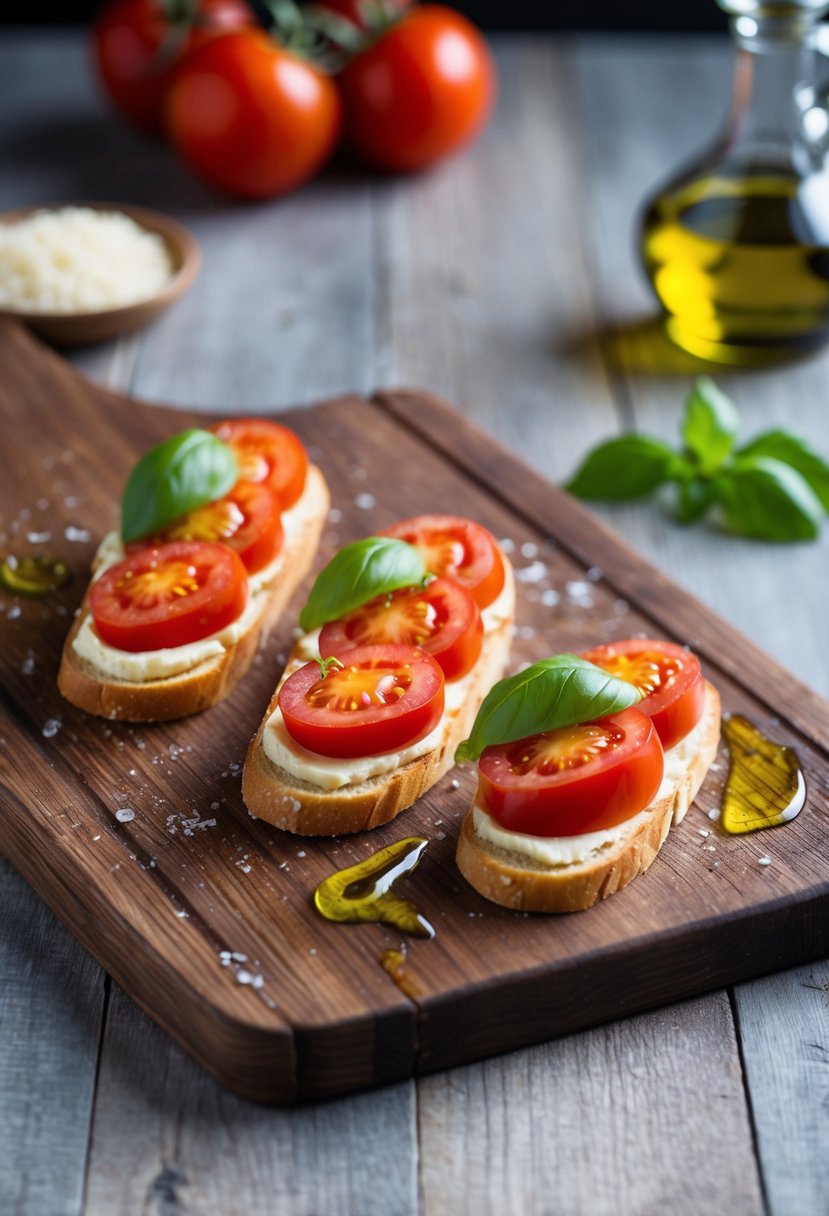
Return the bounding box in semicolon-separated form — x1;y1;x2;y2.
315;654;346;679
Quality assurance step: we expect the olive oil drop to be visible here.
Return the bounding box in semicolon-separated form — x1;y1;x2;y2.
640;1;829;364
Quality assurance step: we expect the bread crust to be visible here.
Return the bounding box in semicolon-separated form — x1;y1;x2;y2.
241;569;516;836
57;465;329;723
455;682;721;913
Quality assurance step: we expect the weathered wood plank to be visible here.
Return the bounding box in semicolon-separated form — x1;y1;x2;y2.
573;36;829;1216
0;861;104;1216
419;993;764;1216
734;960;829;1216
84;985;418;1216
373;39;620;481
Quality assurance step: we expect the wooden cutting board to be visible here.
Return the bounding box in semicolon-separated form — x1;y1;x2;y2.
1;319;827;1104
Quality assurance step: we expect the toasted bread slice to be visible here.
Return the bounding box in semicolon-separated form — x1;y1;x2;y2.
456;681;721;913
57;465;329;723
242;564;515;836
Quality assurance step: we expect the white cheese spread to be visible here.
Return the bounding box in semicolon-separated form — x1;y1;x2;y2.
262;663;469;790
73;467;325;682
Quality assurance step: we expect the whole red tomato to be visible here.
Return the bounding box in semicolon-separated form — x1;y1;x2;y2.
338;4;496;172
166;30;342;199
92;0;253;136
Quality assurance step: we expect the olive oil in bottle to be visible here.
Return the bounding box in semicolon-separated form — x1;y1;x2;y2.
641;171;829;363
639;0;829;364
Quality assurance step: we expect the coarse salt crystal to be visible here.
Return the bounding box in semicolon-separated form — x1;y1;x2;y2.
516;561;547;584
42;718;61;738
758;856;772;866
115;807;135;823
354;493;376;510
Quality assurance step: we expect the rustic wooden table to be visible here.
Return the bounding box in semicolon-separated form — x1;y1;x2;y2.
2;29;828;1216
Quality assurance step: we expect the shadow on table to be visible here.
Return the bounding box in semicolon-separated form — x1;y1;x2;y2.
557;313;728;378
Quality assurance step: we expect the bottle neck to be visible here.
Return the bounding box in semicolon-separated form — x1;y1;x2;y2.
721;5;827;164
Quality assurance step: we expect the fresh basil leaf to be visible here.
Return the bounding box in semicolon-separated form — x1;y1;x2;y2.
455;656;642;763
675;475;716;525
736;430;829;512
566;435;675;501
121;429;238;543
715;457;823;541
681;377;740;474
299;538;426;633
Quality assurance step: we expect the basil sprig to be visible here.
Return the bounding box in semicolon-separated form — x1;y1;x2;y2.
566;377;829;542
299;537;427;632
455;656;642;763
121;429;238;543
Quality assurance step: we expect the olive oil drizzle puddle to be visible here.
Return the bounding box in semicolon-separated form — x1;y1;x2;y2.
314;837;435;938
720;715;806;835
380;946;423;999
0;554;71;596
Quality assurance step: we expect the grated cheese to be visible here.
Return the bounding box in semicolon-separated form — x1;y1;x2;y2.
0;206;174;313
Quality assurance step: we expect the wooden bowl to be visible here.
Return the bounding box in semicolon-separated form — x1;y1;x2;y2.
0;202;201;346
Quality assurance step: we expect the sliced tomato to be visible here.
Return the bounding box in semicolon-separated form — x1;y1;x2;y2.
380;514;505;609
127;481;283;575
318;575;483;681
90;540;248;652
279;644;445;758
478;707;664;837
581;639;705;751
210;419;308;510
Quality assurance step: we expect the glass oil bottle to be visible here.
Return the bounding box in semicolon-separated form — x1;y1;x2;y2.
640;0;829;364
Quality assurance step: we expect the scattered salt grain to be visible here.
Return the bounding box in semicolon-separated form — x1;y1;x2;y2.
566;580;594;604
516;561;547;585
698;829;710;838
42;718;61;738
435;831;447;841
63;494;81;509
210;801;220;811
297;850;306;858
7;605;22;620
354;492;376;510
115;807;135;823
328;507;343;523
614;598;629;614
499;537;515;554
26;530;51;544
450;779;460;790
540;589;560;607
21;652;35;675
219;951;232;966
517;625;536;640
36;497;49;511
758;856;772;867
520;541;539;558
586;566;603;582
65;525;91;543
708;808;721;821
175;909;188;919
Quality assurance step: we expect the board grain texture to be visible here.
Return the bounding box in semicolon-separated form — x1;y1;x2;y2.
1;319;828;1103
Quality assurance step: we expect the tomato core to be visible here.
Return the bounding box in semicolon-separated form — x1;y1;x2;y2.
90;540;248;652
380;514;505;608
478;707;665;837
279;644;445;759
210;418;308;510
318;575;483;681
130;481;283;574
582;639;705;751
